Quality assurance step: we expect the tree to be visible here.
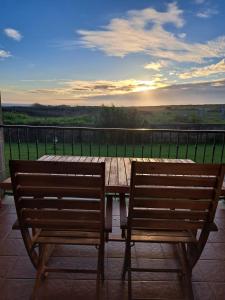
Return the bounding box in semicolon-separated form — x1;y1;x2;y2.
96;105;142;128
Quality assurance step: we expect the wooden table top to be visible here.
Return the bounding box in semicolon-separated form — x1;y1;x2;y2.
40;155;194;194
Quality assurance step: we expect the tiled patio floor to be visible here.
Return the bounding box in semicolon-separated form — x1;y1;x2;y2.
1;196;225;300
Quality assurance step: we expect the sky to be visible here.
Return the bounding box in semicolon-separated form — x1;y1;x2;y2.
0;0;225;106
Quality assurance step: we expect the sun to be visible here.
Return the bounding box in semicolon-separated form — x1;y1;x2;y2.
133;80;168;93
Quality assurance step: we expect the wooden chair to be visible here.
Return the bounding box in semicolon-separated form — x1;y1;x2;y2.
122;161;225;300
9;159;110;300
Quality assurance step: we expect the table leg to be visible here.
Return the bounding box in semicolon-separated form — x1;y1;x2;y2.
119;193;127;238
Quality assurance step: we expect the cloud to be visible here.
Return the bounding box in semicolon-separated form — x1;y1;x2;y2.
144;60;169;70
4;78;225;106
196;8;218;18
0;49;11;58
77;3;225;63
28;79;168;99
179;59;225;79
4;28;22;41
178;33;186;39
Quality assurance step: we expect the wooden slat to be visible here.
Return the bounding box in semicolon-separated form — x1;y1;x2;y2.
131;230;194;237
18;198;100;210
133;199;210;210
35;236;100;245
10;160;104;175
132;209;208;220
17;186;102;198
39;230;100;238
16;174;102;188
22;209;101;221
131;233;196;243
134;162;221;176
131;219;204;230
134;175;217;187
118;157;127;186
109;157;118;186
105;157;112;186
24;219;101;230
125;158;132;185
133;187;214;199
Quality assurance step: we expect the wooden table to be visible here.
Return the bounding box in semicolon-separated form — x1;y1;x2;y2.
40;155;194;194
0;155;224;202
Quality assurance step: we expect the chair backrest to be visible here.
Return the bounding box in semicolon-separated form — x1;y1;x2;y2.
10;160;105;233
128;162;225;232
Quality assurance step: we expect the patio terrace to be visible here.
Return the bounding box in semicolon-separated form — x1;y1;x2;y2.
1;195;225;300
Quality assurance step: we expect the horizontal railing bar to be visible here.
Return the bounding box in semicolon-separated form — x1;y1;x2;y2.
1;124;225;134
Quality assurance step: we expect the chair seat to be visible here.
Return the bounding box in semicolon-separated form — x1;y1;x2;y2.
34;229;101;245
131;229;197;243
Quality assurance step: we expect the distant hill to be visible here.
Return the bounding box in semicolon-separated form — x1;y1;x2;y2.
2;103;225;127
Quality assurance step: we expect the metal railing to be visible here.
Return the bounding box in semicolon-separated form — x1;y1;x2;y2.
0;124;225;175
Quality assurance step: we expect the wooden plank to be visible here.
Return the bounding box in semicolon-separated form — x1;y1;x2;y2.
133;199;210;210
17;186;102;198
134;175;217;187
133;187;214;199
39;230;100;238
118;157;127;187
124;158;132;186
131;234;196;243
108;157;118;187
10;160;104;175
24;219;101;230
122;157;129;187
131;219;204;230
16;174;102;187
132;209;208;220
134;162;221;176
22;209;100;221
105;157;112;186
36;236;101;245
68;156;81;162
131;230;194;237
91;157;99;162
18;198;100;210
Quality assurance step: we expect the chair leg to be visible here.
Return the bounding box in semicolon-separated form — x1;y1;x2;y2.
30;245;47;300
127;244;132;300
178;243;194;300
100;243;105;281
96;243;104;300
187;228;210;269
122;240;130;280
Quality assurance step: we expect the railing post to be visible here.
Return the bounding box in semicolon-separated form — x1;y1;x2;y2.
0;92;5;207
0;92;6;196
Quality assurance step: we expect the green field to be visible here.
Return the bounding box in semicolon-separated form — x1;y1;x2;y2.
3;104;225;126
4;142;224;175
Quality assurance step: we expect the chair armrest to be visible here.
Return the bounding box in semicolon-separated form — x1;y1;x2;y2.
119;193;127;229
0;177;12;190
105;195;113;233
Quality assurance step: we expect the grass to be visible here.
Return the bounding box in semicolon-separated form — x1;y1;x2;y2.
3;142;225;176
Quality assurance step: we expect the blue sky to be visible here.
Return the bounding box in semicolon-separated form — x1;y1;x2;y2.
0;0;225;106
